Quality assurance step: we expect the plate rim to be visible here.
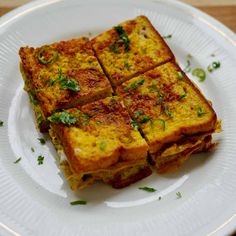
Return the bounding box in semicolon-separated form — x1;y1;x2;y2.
0;0;235;235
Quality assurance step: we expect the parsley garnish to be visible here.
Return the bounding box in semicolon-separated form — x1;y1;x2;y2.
197;107;208;117
37;47;58;65
164;104;173;118
60;78;80;92
207;61;221;73
49;70;80;92
111;26;130;52
14;157;21;164
37;155;44;165
124;61;131;70
96;121;103;125
99;140;107;151
0;120;3;127
28;93;38;105
139;187;157;192
48;111;78;126
192;68;206;82
179;94;187;100
70;200;87;205
163;34;172;39
130;119;139;129
177;71;184;80
135;110;143;119
31;147;35;152
124;79;144;91
176;192;182;199
140;115;151;123
38;138;46;145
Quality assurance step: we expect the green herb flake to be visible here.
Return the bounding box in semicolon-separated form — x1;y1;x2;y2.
96;121;103;125
164;104;173;118
130;119;139;130
139;187;157;192
155;118;166;131
197;107;208;117
37;47;58;65
60;78;80;92
192;68;206;82
177;71;184;80
48;112;78;126
176;192;182;199
0;120;3;127
114;26;130;51
135;110;143;119
37;155;44;165
179;94;187;100
28;93;38;105
110;44;118;53
207;61;221;73
38;138;46;145
163;34;172;39
99;140;107;151
70;200;87;205
31;147;35;152
140;115;151;123
13;157;21;164
124;61;131;70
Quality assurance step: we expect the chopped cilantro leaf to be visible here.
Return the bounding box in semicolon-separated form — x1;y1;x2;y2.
13;157;21;164
48;112;78;126
111;26;130;52
176;192;182;199
140;115;151;123
99;140;107;151
164;104;173;118
31;147;35;152
96;121;103;125
124;61;131;70
207;61;221;73
163;34;172;39
60;78;80;92
125;79;144;91
135;110;143;119
110;43;118;53
139;187;156;192
197;107;208;117
179;94;187;100
37;155;44;165
130;119;139;129
0;120;3;127
183;59;191;73
38;138;46;145
70;200;87;205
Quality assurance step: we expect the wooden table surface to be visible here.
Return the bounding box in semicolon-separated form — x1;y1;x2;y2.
0;0;235;33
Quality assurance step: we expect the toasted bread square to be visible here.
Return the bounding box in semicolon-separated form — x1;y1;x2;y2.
49;96;150;189
91;15;174;86
117;62;218;172
19;37;113;132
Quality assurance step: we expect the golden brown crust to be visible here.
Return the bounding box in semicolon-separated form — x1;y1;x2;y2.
51;96;148;173
91;15;174;86
19;37;113;131
117;61;217;154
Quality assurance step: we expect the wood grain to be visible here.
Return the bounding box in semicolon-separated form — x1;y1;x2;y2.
0;5;235;32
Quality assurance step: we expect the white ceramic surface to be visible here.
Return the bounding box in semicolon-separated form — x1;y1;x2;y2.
0;0;236;235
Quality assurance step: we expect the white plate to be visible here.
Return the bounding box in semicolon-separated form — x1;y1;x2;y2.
0;0;236;235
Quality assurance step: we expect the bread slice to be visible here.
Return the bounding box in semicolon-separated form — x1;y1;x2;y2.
91;15;174;86
19;37;113;132
117;61;219;173
48;96;151;190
